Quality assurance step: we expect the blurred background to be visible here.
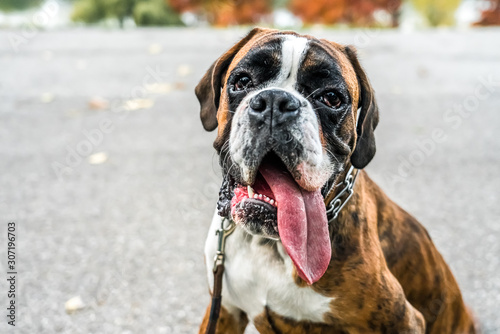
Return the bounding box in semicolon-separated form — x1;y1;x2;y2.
0;0;499;333
1;0;500;28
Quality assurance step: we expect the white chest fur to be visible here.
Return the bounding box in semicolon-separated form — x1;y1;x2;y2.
204;212;333;323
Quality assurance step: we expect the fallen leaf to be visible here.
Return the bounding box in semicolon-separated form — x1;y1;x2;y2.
177;64;192;77
40;93;54;103
145;83;173;94
65;296;85;314
88;97;109;110
177;81;188;90
417;66;429;78
65;109;82;118
123;98;154;111
88;152;108;165
148;43;162;55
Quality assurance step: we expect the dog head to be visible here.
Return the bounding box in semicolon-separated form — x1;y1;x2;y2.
196;28;379;284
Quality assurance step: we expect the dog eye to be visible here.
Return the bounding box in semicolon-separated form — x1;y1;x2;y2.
320;91;341;108
234;76;252;91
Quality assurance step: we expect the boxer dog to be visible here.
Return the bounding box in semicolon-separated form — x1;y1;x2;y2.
196;28;478;334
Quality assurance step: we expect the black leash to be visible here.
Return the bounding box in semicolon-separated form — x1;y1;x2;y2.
205;217;235;334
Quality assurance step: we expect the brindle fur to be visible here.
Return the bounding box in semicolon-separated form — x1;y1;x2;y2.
196;28;478;334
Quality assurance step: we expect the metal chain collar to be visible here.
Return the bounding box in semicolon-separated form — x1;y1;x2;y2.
325;166;359;223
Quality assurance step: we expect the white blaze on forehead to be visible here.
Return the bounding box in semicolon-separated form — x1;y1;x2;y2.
278;36;308;89
230;34;336;189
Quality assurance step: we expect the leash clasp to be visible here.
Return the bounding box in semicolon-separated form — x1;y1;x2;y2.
213;217;236;272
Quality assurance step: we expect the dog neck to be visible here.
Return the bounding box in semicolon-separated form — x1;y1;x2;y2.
328;170;378;259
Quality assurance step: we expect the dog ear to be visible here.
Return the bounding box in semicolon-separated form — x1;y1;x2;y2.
195;27;268;131
344;46;379;169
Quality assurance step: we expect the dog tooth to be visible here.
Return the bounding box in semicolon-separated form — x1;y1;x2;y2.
254;194;259;199
258;194;263;199
247;185;254;198
270;199;275;205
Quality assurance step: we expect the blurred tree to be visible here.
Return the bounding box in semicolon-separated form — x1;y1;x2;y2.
289;0;401;26
72;0;182;26
0;0;41;12
169;0;201;12
475;0;500;25
72;0;106;23
208;0;271;25
168;0;271;26
350;0;401;26
411;0;461;26
290;0;346;24
272;0;288;8
134;0;183;25
107;0;135;26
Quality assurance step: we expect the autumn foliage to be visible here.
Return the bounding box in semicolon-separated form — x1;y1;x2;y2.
475;0;500;25
289;0;401;26
168;0;271;26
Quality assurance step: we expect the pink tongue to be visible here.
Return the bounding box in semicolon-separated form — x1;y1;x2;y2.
260;162;331;284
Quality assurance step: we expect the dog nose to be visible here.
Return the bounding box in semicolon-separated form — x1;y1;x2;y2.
248;90;300;126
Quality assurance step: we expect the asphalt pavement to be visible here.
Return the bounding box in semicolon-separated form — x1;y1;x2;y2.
0;27;499;333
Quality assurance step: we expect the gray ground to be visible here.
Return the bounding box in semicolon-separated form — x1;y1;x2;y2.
0;27;499;334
